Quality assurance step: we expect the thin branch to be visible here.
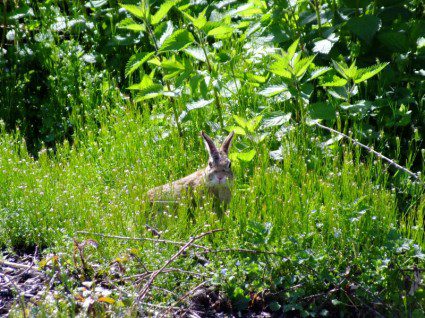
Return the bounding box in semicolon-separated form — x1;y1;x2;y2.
0;259;38;271
137;229;224;301
76;230;209;250
315;122;421;180
202;248;280;256
159;280;210;318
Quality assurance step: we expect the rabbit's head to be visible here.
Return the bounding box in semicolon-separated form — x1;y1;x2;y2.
201;131;235;187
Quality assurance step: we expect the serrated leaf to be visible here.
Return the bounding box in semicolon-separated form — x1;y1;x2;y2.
134;92;163;102
313;33;339;54
151;1;176;25
161;58;185;71
309;67;331;80
247;115;263;132
246;73;267;83
127;75;163;98
207;25;234;39
225;126;246;135
85;0;108;8
159;29;194;52
233;115;248;128
186;99;214;111
262;112;291;128
308;102;335;120
270;58;292;79
258;85;288;97
269;301;281;312
321;135;343;148
117;18;145;32
156;21;174;48
287;39;299;59
184;46;207;62
354;63;388;83
193;7;208;29
294;55;316;78
378;31;409;53
321;75;347;87
237;149;256;162
345;15;381;43
332;60;349;79
125;52;154;77
120;4;146;20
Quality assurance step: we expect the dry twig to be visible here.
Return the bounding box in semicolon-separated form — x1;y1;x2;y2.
76;230;209;250
137;229;224;301
315;122;421;181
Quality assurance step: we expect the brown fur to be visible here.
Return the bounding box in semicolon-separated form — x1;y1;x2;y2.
147;131;235;204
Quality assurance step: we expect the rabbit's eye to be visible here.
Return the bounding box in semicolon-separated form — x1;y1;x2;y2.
228;162;231;168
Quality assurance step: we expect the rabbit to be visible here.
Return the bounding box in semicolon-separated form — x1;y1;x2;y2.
147;131;235;206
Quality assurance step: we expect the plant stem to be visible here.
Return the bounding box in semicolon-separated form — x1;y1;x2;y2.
198;31;224;128
145;21;183;137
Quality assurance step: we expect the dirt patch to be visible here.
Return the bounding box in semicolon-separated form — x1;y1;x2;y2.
0;252;51;317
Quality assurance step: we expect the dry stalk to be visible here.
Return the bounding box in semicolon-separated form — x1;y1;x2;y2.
315;122;421;180
137;229;224;301
76;230;209;250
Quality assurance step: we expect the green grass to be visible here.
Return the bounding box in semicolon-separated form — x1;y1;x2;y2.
1;104;424;315
1;0;424;315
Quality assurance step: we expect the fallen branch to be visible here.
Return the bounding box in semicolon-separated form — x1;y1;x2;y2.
159;280;210;318
76;230;209;250
0;259;38;271
315;122;421;181
137;229;224;301
202;248;280;256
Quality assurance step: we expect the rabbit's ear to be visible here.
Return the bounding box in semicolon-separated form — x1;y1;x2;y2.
220;131;234;155
201;131;220;162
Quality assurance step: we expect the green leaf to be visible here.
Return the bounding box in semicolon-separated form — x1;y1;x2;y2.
117;18;146;32
125;52;154;77
354;63;388;83
320;75;347;87
308;102;336;120
331;299;343;306
309;67;331;81
134;92;162;102
312;33;339;55
151;1;176;25
161;58;185;71
237;149;256;162
159;29;194;52
332;60;349;79
270;58;292;79
262;112;291;128
207;25;234;39
193;7;207;29
127;74;163;97
287;38;299;59
258;85;291;99
247;115;263;132
345;15;380;43
294;55;316;79
225;126;246;135
120;4;146;20
156;21;174;48
378;31;409;53
269;301;281;312
184;47;207;62
246;73;267;83
186;99;214;111
233;115;248;129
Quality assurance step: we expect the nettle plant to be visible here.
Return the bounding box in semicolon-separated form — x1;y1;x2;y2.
119;0;267;136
